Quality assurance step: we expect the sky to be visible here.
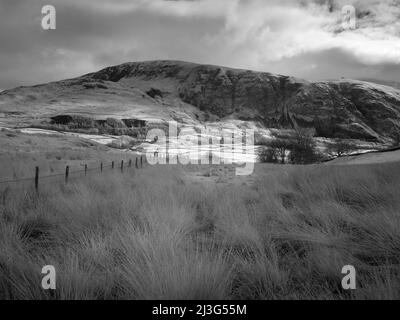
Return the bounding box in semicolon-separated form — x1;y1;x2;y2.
0;0;400;90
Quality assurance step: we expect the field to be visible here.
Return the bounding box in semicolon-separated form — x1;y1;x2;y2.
0;131;400;300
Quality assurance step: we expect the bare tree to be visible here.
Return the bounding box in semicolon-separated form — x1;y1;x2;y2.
258;138;291;164
289;129;320;164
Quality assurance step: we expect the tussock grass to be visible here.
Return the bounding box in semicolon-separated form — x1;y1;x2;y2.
0;162;399;300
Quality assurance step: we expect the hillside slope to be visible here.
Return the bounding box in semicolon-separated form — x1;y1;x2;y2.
1;60;400;142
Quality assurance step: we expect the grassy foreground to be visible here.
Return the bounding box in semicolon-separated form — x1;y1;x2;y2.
0;160;399;300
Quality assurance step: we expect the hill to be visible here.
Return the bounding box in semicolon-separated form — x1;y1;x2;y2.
1;60;400;142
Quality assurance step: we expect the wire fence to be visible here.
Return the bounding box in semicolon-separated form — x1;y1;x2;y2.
0;155;146;191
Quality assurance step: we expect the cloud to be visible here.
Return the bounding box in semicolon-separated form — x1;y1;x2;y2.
205;0;400;66
0;0;399;89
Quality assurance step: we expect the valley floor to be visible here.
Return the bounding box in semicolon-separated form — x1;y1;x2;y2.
0;130;399;299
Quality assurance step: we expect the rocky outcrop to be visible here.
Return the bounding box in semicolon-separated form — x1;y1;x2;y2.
86;61;400;141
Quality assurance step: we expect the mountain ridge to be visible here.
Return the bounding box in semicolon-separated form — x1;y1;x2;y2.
1;60;400;142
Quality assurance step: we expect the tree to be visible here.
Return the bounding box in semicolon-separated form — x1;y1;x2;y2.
327;140;356;158
258;138;292;164
271;139;292;164
289;129;320;164
258;130;322;165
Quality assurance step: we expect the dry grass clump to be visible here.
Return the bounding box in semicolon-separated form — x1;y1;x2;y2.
0;161;399;299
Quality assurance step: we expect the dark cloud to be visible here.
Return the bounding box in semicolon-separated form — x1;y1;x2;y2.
0;0;399;89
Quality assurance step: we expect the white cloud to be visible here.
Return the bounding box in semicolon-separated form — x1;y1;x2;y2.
198;0;400;67
93;0;399;69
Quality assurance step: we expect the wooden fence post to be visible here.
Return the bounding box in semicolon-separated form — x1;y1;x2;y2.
121;160;124;173
112;161;114;169
100;162;103;172
129;159;132;168
35;166;39;191
135;158;139;169
65;166;69;184
141;156;143;168
85;164;88;176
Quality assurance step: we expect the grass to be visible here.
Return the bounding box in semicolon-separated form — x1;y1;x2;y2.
0;130;131;180
0;156;400;299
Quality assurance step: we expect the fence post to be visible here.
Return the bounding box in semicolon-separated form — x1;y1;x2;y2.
65;166;69;184
112;161;114;169
85;164;88;176
135;158;138;169
121;160;124;173
100;162;103;172
141;156;143;168
35;166;39;191
129;159;132;168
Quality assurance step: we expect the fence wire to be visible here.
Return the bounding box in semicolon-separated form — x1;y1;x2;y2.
0;156;145;187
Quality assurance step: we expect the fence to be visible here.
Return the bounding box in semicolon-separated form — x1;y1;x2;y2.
0;155;146;191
